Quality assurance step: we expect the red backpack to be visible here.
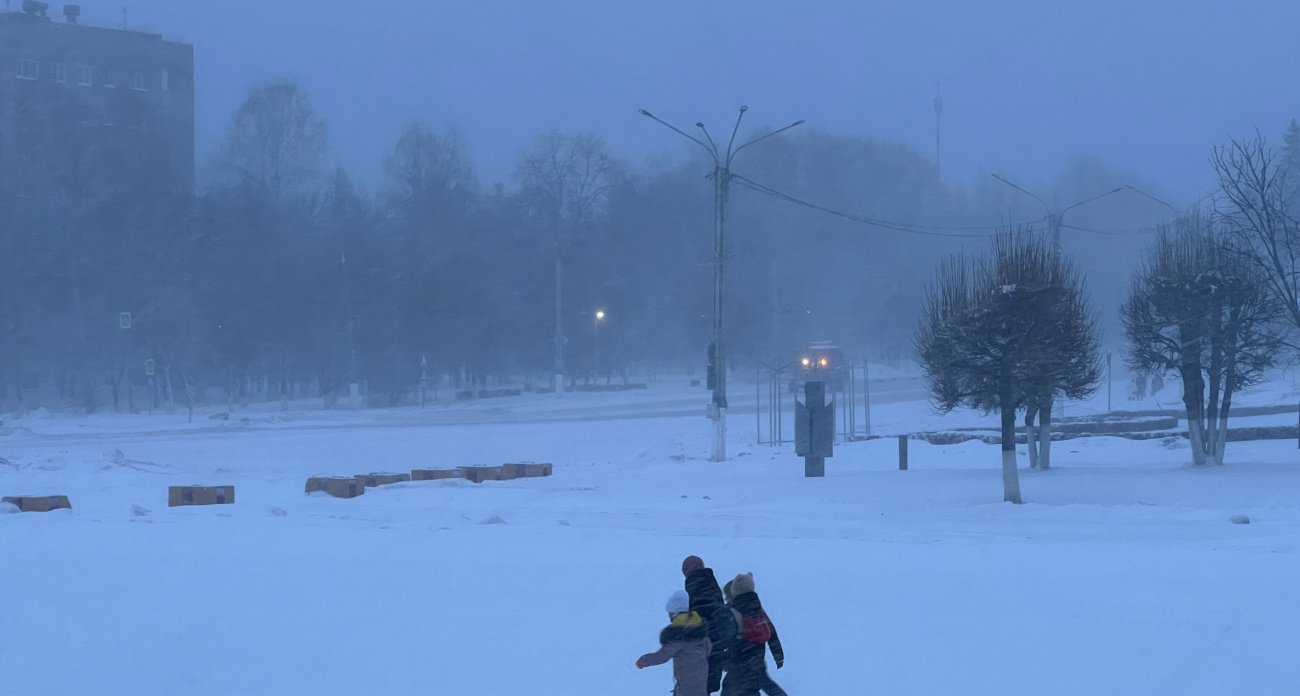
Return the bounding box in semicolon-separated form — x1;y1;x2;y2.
740;612;772;644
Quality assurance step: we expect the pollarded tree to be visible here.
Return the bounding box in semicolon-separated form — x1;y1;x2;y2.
916;230;1101;503
1122;214;1285;466
1017;242;1103;471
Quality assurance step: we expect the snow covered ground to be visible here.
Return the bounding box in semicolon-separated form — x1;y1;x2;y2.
2;380;1299;695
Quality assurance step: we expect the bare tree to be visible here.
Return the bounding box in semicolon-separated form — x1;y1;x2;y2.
383;122;477;218
518;130;617;228
517;131;618;392
1123;214;1285;466
1019;240;1103;471
1212;134;1300;343
221;78;328;201
1283;120;1300;211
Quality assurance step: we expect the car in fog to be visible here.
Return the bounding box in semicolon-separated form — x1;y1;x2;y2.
791;341;847;393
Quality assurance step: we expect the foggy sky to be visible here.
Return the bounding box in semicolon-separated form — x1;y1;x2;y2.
83;0;1300;199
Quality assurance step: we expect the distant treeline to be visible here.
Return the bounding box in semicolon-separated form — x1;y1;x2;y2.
1;77;1293;413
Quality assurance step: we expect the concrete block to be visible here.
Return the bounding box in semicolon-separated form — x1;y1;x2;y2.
411;469;463;481
357;472;411;487
501;462;553;478
168;485;235;507
2;495;72;512
458;466;507;483
305;477;365;499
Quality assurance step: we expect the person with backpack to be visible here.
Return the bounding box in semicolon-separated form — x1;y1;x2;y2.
682;556;736;694
722;573;787;696
637;590;713;696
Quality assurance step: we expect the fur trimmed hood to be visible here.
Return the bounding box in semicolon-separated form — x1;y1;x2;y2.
660;611;709;645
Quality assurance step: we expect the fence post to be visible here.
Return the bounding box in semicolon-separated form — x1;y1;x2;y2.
898;435;908;471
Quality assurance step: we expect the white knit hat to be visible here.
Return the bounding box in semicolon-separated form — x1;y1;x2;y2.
665;590;690;615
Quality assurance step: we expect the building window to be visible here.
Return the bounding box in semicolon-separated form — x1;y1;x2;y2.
132;73;146;91
16;59;38;80
104;72;116;88
78;65;92;86
53;63;67;83
160;69;169;92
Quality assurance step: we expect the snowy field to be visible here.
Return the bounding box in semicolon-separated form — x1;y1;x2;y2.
2;379;1299;695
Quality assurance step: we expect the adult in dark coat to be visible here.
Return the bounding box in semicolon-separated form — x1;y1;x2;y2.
682;556;735;694
722;573;787;696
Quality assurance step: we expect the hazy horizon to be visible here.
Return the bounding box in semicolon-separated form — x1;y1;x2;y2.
55;0;1300;199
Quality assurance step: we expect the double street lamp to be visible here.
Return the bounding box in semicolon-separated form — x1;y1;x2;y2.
639;106;804;462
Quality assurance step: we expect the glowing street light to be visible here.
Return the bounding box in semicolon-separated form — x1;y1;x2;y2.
594;310;607;380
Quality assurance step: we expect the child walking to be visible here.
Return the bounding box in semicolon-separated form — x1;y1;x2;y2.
637;590;714;696
723;573;788;696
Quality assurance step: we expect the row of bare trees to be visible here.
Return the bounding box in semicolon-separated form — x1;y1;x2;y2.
0;77;654;412
917;130;1300;503
7;72;1067;413
5;71;1257;415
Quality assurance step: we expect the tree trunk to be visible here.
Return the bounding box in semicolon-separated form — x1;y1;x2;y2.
126;372;135;413
1183;383;1207;467
14;364;25;413
112;363;126;414
279;362;289;412
1205;312;1223;466
1179;357;1207;466
1000;397;1023;504
227;368;236;413
182;369;194;423
1024;403;1040;469
164;365;175;415
1215;349;1238;465
1038;394;1053;470
81;370;96;413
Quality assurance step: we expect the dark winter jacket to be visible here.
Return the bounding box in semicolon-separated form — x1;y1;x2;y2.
639;613;714;696
686;568;727;610
685;568;737;653
729;591;785;670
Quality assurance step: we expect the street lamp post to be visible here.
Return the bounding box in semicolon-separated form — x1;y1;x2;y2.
594;310;605;382
640;106;804;462
990;175;1150;428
